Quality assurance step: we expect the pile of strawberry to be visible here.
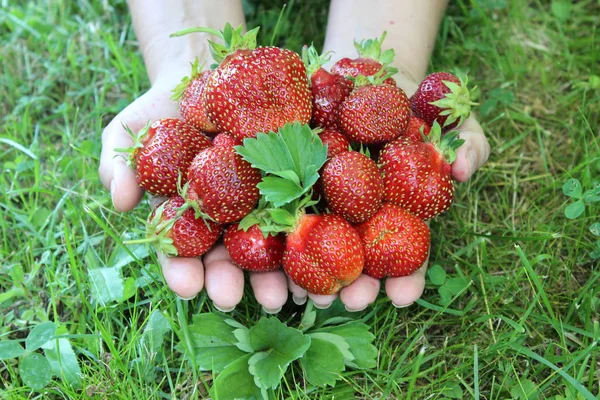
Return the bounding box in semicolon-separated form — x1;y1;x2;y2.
122;24;476;295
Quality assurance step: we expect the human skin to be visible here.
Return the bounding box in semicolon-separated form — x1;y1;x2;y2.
98;0;490;313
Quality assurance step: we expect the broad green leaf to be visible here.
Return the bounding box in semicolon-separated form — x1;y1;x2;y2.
427;264;447;286
236;123;327;207
562;178;582;198
247;317;311;389
233;328;254;353
0;341;25;360
42;338;82;388
590;223;600;237
583;186;600;203
140;310;172;354
300;337;345;387
187;313;246;372
26;322;57;351
88;266;124;305
551;1;571;22
19;353;53;390
441;382;464;398
299;301;317;331
257;176;305;207
510;378;539;400
309;333;354;361
210;354;266;400
565;200;585;219
318;322;378;369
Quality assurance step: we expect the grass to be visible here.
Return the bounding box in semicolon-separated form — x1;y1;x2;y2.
1;0;599;398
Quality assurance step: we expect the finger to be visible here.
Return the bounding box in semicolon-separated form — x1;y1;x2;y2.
158;253;204;300
339;274;381;312
287;276;308;305
308;293;338;309
204;244;244;312
451;117;490;182
384;262;428;308
249;271;289;314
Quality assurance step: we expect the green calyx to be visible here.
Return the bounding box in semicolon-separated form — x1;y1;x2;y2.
123;201;179;256
301;44;332;81
170;58;205;101
113;121;152;169
352;65;399;87
170;23;259;67
430;75;478;129
354;31;395;66
235;122;326;236
427;121;465;164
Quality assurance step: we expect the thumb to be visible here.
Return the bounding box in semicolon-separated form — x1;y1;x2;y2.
99;85;179;211
451;116;490;182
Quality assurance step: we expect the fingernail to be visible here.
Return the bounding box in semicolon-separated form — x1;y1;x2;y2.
292;295;307;305
177;294;197;301
262;306;282;314
313;302;332;310
392;301;414;309
345;304;368;312
214;304;235;313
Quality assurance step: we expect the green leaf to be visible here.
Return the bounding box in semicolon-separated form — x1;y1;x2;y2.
233;328;254;353
565;200;585;219
19;353;53;390
427;265;447;286
441;382;464;398
267;208;296;226
186;313;247;372
309;333;354;361
140;310;172;355
317;322;378;369
0;341;25;360
551;1;571;22
590;223;600;237
210;354;266;400
583;186;600;203
562;178;582;198
42;338;82;388
247;317;311;390
235;122;327;207
300;337;345;387
88;266;124;305
299;301;317;331
510;378;539;400
257;176;305;207
26;322;57;351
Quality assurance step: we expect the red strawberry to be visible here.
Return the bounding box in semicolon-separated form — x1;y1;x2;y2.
284;214;364;295
410;71;476;130
379;122;464;220
303;45;353;130
339;83;410;144
331;32;396;86
120;118;212;197
321;151;383;223
176;25;311;141
186;145;261;223
318;129;350;158
141;196;222;257
212;132;241;147
171;59;219;134
354;203;430;278
223;224;285;272
404;115;431;143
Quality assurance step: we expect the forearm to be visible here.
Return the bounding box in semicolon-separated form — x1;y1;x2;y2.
323;0;448;93
127;0;246;85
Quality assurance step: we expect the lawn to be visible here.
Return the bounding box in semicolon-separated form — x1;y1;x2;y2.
1;0;599;398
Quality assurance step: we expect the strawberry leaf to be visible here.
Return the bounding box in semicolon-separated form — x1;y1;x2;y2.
247;317;311;390
236;122;327;208
300;337;346;387
183;313;247;372
315;322;378;369
209;354;267;400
